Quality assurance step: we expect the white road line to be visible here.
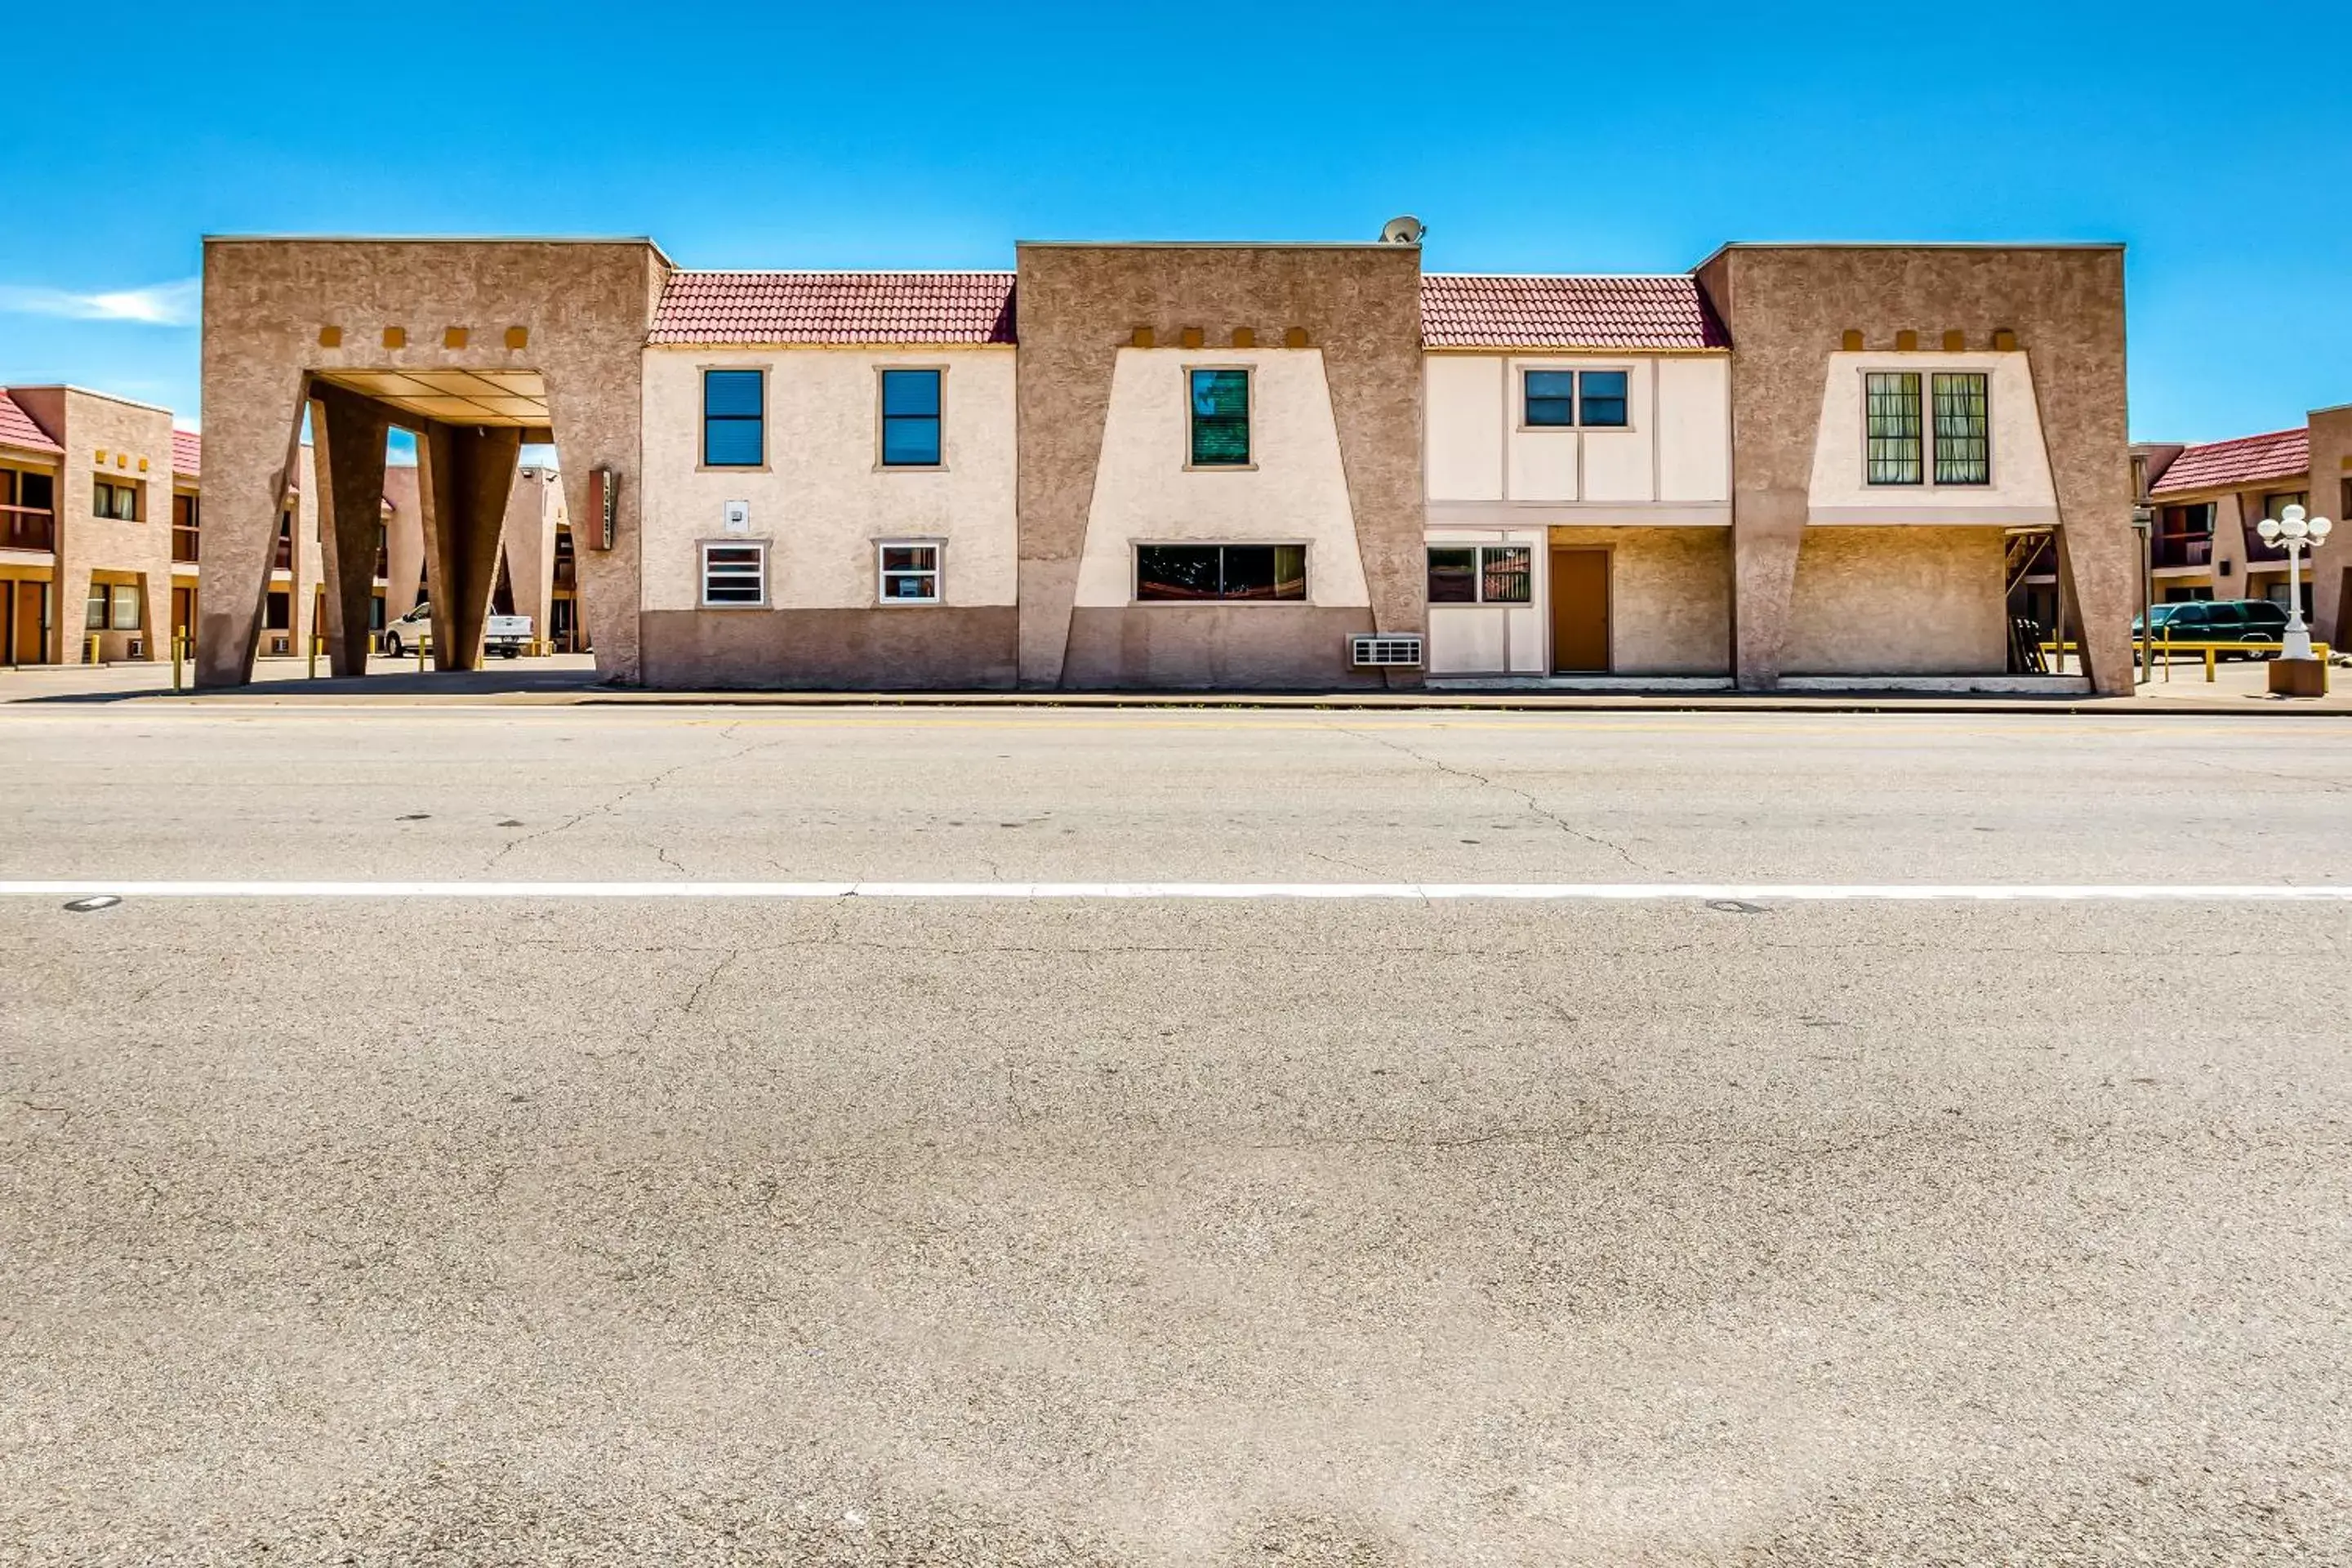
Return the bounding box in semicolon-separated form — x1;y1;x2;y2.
2;880;2349;902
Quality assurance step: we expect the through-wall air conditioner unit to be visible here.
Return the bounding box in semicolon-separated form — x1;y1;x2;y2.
1349;633;1423;668
127;637;144;659
270;635;290;656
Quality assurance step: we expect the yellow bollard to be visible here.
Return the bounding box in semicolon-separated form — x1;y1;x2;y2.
308;634;319;679
85;631;101;666
417;633;428;674
172;630;185;692
2205;647;2217;683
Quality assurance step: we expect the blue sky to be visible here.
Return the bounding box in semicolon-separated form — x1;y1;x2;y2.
2;0;2344;446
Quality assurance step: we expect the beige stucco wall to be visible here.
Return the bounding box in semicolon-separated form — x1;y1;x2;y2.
1423;353;1731;508
1805;352;2056;522
1548;525;1733;675
1073;347;1369;608
1784;526;2006;675
640;345;1017;613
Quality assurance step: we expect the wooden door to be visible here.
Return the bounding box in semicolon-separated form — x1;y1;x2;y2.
12;581;47;664
1550;549;1610;672
172;587;195;648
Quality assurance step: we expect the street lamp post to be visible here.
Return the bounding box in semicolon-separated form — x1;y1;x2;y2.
2256;503;2332;696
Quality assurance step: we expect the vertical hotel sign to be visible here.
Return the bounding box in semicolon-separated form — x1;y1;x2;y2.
587;466;619;550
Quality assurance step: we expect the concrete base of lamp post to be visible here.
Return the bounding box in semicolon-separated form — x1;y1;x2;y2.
2268;657;2329;697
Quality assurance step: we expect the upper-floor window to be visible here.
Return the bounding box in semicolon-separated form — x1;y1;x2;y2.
1137;543;1304;601
702;369;764;468
2260;491;2308;521
1427;546;1533;604
172;492;200;563
1187;369;1251;467
1931;372;1990;484
1864;372;1924;484
880;369;942;467
1522;369;1629;429
1868;370;1991;486
93;478;140;520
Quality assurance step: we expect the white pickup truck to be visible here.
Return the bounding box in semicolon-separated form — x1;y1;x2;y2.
381;602;534;659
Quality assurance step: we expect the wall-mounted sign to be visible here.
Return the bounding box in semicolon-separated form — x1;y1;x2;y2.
587;466;620;551
724;500;751;534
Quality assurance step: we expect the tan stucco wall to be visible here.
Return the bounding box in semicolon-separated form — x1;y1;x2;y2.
1547;526;1733;675
2310;406;2352;644
639;346;1017;614
382;465;424;619
11;388;176;662
197;238;666;686
1784;527;2006;675
1015;243;1425;690
1695;245;2132;693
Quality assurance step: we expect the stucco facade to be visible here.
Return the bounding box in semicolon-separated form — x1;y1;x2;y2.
185;229;2142;694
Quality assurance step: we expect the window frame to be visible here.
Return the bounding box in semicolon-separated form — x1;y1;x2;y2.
1517;364;1637;432
697;539;769;608
875;367;947;470
699;367;768;471
1426;543;1534;605
875;539;943;605
1132;541;1309;604
1184;366;1255;470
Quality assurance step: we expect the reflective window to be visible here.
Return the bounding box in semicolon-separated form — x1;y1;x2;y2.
702;370;764;468
1137;544;1305;601
880;369;942;467
1187;370;1251;466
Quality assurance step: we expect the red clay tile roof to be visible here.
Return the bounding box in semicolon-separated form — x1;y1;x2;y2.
172;429;201;476
650;270;1018;345
2149;427;2309;497
0;391;62;455
1421;274;1730;350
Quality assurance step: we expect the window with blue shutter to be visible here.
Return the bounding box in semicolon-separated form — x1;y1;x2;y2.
1577;370;1628;428
702;369;764;468
1188;369;1251;466
880;369;942;467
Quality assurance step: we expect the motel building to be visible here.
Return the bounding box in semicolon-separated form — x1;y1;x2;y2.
188;229;2142;695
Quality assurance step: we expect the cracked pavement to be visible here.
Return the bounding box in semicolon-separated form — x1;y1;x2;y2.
1;704;2350;1564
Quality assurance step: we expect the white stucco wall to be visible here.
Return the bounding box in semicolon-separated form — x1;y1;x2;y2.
1423;353;1731;512
1072;348;1370;608
639;345;1018;612
1806;352;2057;523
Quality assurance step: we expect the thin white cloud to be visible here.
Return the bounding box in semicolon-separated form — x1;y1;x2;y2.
0;278;199;326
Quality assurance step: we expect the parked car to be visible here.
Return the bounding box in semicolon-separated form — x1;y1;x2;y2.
2133;599;2292;657
380;603;535;659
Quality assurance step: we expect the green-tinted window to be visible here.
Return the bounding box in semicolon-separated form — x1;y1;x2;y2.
1188;369;1250;466
1865;372;1923;485
1523;371;1576;427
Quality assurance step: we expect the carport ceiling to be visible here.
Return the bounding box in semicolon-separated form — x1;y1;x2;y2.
313;368;549;428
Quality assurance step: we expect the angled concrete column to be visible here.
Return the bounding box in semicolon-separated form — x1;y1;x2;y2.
309;385;392;678
416;423;521;670
193;374;310;688
1731;494;1806;689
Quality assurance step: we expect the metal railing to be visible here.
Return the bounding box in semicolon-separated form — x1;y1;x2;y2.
2;505;56;552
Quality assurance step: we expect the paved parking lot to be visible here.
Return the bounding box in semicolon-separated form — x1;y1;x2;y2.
2;705;2348;1564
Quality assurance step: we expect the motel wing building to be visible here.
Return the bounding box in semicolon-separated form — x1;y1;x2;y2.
192;231;2139;694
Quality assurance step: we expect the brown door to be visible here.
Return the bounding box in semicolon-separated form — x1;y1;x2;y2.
11;581;46;664
1550;549;1610;672
172;587;195;648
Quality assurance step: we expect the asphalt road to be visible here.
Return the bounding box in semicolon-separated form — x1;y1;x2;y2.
2;706;2349;1565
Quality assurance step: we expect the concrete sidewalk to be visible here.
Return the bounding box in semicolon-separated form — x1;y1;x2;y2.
5;651;2345;713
